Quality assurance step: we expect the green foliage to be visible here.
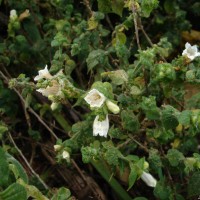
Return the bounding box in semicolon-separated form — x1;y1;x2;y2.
1;0;200;199
166;149;185;167
52;187;71;200
121;110;140;133
0;183;27;200
187;172;200;198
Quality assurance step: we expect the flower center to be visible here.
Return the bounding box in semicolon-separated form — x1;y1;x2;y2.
93;94;101;101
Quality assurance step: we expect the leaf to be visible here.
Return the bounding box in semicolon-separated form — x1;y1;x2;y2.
6;153;28;184
121;110;140;133
18;179;49;200
140;96;160;120
178;110;192;126
101;70;128;85
0;147;9;187
87;16;98;30
97;0;112;13
105;147;119;166
0;183;27;200
52;187;71;200
97;0;124;16
166;149;185;167
141;0;159;18
128;163;137;190
187;171;200;198
161;106;179;130
111;0;124;17
86;49;108;71
154;180;172;200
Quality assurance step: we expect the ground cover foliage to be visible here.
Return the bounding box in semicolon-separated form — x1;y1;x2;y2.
0;0;200;199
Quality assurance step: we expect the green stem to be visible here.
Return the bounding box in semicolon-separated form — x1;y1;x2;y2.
91;160;133;200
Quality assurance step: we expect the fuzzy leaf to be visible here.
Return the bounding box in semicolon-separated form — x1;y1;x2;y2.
121;110;140;133
166;149;185;167
161;106;179;130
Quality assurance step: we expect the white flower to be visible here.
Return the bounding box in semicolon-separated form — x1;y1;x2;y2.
141;171;157;187
62;151;70;161
93;114;109;137
106;100;120;114
84;89;106;108
36;80;60;97
182;42;200;61
34;65;53;81
10;9;18;20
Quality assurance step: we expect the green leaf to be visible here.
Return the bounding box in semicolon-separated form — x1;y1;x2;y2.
111;0;124;17
18;179;48;200
6;153;28;184
86;49;109;71
178;110;192;126
161;106;179;130
101;70;128;85
128;163;137;190
121;110;140;133
0;148;9;187
166;149;185;167
154;180;172;200
97;0;124;16
187;171;200;198
140;96;160;120
52;187;71;200
97;0;112;13
104;147;120;166
140;0;159;18
0;183;27;200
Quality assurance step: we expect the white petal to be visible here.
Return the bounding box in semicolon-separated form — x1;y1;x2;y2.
93;115;109;137
10;9;17;19
141;171;157;187
84;89;106;108
182;42;200;61
185;42;191;49
34;65;53;81
36;81;60;97
62;150;70;159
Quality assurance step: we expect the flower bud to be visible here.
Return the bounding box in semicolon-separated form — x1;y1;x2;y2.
54;144;61;152
62;150;70;160
51;102;59;111
106;100;120;114
141;171;157;187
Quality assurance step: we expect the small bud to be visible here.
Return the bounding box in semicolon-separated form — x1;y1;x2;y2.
106;100;120;114
51;102;59;111
143;161;149;170
62;150;70;160
141;171;157;187
54;144;61;152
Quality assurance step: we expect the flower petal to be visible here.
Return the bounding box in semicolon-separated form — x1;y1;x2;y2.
93;115;109;137
141;171;157;187
84;89;106;108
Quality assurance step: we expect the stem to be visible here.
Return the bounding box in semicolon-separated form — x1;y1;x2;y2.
8;132;49;190
91;160;132;200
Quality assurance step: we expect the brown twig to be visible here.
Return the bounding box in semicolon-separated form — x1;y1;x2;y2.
8;132;49;190
131;5;141;50
82;0;93;17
